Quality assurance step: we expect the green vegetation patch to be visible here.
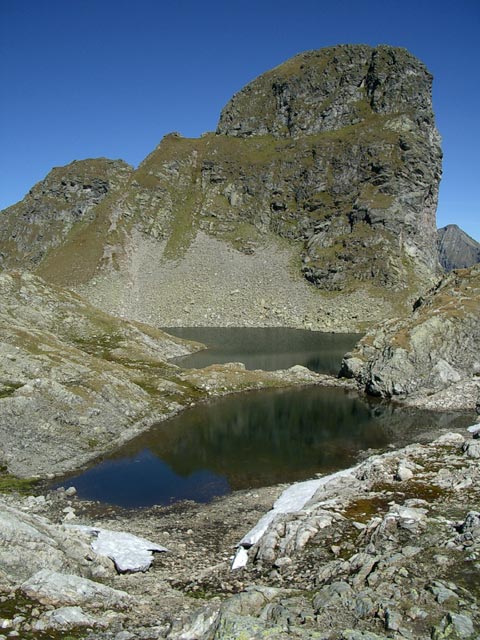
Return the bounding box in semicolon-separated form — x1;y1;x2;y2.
341;493;394;524
0;382;23;398
0;467;38;494
36;184;129;286
358;183;394;209
72;331;124;359
163;188;200;260
0;591;88;639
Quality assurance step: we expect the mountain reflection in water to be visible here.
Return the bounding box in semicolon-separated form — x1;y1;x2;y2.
54;385;471;509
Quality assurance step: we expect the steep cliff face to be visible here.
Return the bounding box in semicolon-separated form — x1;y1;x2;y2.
340;264;480;406
0;45;443;329
218;45;435;139
216;45;442;290
437;224;480;271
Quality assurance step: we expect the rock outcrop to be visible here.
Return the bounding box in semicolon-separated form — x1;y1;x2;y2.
438;224;480;271
340;264;480;408
202;431;480;640
0;498;112;584
0;270;200;477
0;45;443;330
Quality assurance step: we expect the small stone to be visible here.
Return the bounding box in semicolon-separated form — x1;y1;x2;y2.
407;607;427;620
34;606;101;631
395;464;413;481
428;581;458;604
274;556;292;568
463;441;480;458
467;423;480;437
436;432;465;445
64;487;77;497
354;594;376;618
385;608;403;631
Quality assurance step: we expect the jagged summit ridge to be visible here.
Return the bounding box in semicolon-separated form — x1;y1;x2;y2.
0;158;132;269
217;45;437;139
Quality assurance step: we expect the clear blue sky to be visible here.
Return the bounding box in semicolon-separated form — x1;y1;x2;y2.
1;0;479;240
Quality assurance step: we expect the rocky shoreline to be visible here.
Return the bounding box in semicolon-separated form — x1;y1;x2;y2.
1;420;478;639
0;270;354;480
341;264;480;415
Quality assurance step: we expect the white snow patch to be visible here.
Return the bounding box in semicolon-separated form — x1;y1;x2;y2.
71;526;168;573
231;546;249;570
233;467;355;569
467;423;480;435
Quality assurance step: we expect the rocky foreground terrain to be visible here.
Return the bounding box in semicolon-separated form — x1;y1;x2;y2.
0;427;478;639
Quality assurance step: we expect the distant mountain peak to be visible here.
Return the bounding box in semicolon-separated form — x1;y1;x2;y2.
437;224;480;271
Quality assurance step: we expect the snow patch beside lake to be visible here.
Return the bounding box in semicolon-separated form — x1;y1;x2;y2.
232;466;355;569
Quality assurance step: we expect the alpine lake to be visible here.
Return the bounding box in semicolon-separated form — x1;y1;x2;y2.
53;328;472;508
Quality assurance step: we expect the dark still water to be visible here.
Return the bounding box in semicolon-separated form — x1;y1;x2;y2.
165;327;361;374
55;387;471;509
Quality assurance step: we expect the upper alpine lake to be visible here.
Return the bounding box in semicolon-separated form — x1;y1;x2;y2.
167;327;361;373
54;328;472;508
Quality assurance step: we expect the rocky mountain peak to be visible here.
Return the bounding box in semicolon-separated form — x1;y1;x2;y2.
0;45;444;329
437;224;480;271
0;158;132;270
217;44;436;139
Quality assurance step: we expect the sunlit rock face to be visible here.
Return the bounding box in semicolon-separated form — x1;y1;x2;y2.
0;45;442;329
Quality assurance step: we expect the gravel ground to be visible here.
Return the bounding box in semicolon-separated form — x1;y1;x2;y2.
77;230;394;332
